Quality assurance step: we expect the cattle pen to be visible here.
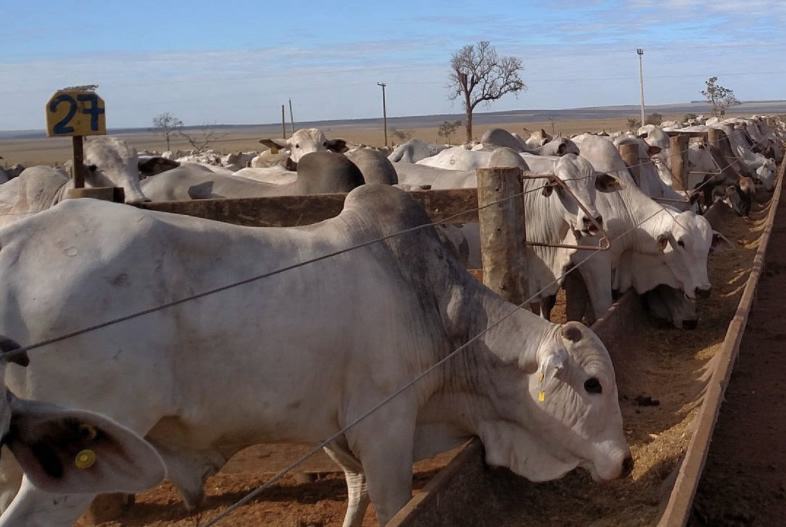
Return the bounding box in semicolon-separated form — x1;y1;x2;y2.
70;135;785;527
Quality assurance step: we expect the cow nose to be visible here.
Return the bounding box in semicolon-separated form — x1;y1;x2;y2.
696;287;712;299
621;455;634;477
683;319;699;330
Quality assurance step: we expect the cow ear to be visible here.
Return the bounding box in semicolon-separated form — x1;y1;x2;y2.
540;129;551;141
647;145;662;156
542;181;556;197
5;399;165;495
259;138;288;152
557;143;567;156
657;233;669;252
594;173;622;193
711;230;733;252
324;139;348;153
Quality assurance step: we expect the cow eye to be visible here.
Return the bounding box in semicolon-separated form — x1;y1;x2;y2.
87;164;97;172
584;377;603;394
677;240;685;248
295;144;300;149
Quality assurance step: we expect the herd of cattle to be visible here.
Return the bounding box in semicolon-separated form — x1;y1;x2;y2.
0;113;781;526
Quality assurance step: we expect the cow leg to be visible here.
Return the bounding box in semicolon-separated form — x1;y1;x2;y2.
0;476;94;527
324;440;369;527
564;271;590;323
345;399;415;525
0;448;22;512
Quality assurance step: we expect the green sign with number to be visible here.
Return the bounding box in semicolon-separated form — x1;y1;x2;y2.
46;89;106;137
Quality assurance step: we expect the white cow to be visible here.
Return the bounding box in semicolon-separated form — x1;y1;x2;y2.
571;134;714;326
416;146;492;171
0;137;148;228
141;151;364;201
260;128;347;164
0;185;631;526
387;139;447;164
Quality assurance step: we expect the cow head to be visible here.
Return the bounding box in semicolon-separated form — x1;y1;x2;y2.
0;337;164;495
542;154;622;236
84;137;149;204
480;322;631;482
655;211;713;299
260;128;347;164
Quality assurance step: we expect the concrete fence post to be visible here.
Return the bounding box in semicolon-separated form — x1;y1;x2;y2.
476;167;528;304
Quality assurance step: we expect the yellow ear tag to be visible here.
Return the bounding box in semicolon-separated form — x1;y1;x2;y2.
538;390;546;402
75;449;97;470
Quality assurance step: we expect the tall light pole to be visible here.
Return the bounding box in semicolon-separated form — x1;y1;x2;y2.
637;48;645;125
377;82;388;147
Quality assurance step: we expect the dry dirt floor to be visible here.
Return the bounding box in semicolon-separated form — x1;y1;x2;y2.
73;195;771;526
689;182;786;526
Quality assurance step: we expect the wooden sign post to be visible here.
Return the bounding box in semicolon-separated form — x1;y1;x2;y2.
46;86;106;188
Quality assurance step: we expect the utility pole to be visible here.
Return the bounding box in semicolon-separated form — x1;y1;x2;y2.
288;98;295;135
281;104;287;139
637;48;645;125
377;82;388;147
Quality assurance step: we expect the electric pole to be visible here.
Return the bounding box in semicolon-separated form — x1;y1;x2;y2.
637;48;645;125
377;82;388;147
288;98;295;135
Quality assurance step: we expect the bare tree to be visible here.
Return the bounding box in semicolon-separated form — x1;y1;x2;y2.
152;112;183;152
178;125;227;153
702;77;740;117
645;112;663;125
437;120;462;145
390;128;412;143
449;41;525;142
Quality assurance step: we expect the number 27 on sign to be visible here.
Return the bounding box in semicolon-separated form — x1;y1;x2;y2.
46;89;106;137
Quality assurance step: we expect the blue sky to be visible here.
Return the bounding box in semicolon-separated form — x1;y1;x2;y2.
1;0;785;130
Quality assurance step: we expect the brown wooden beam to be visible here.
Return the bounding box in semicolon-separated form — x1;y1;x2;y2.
138;188;481;227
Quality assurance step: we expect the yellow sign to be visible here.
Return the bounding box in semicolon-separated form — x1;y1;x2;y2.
46;88;106;137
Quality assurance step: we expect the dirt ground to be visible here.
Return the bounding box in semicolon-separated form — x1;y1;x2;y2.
689;185;786;526
73;197;769;526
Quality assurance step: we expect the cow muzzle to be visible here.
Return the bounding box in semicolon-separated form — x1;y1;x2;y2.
582;215;604;236
696;286;712;299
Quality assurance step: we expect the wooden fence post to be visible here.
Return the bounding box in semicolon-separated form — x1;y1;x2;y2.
619;143;641;186
707;128;721;150
476;167;527;304
670;134;689;191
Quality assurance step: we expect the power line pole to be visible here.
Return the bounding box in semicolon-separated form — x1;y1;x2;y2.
288;98;295;135
637;48;645;125
377;82;388;147
281;104;287;139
